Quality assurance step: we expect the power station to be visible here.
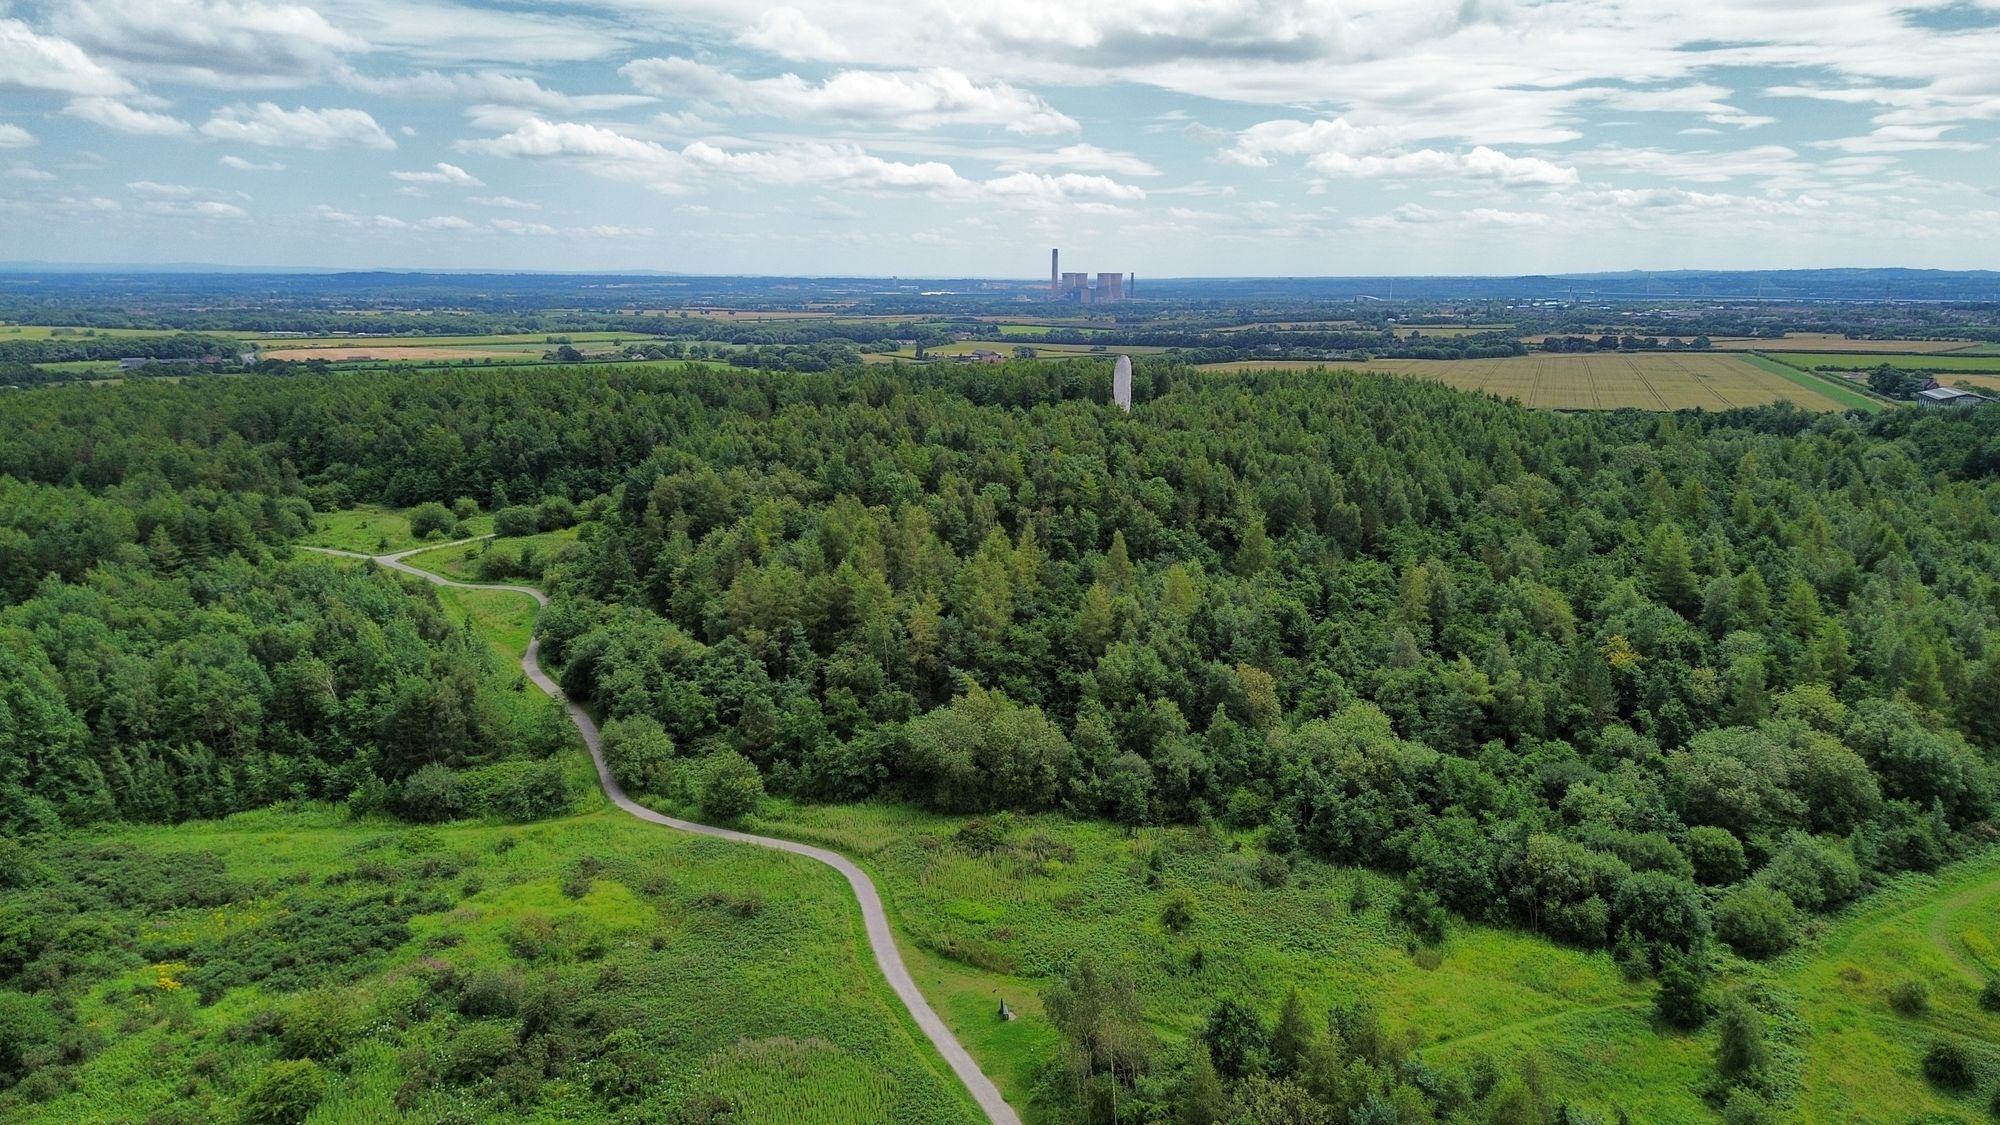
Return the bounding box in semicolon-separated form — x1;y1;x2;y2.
1048;249;1131;303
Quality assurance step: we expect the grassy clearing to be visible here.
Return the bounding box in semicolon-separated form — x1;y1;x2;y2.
3;804;981;1125
743;801;1706;1122
402;528;580;584
298;505;493;554
1201;353;1851;411
1706;334;1981;354
1739;353;1886;413
731;801;2000;1124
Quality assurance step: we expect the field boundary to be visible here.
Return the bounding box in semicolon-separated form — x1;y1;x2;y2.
1742;353;1887;412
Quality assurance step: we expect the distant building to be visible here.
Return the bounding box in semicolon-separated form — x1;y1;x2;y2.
963;349;1005;364
1917;386;1990;409
118;357;151;370
1096;273;1124;302
1047;249;1128;301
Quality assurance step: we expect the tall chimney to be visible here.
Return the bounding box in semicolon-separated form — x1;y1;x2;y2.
1050;248;1058;296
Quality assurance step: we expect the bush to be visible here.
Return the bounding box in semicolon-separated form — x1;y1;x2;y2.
1980;978;2000;1013
445;1021;518;1082
397;765;466;823
458;968;523;1018
407;502;456;541
239;1059;325;1125
1921;1039;1976;1090
1716;997;1769;1080
1889;978;1930;1016
493;505;540;538
1715;885;1800;960
697;751;763;822
1392;884;1448;945
536;495;579;531
279;992;353;1060
451;496;479;520
1686;826;1747;886
1161;891;1199;934
601;715;676;796
1654;947;1711;1029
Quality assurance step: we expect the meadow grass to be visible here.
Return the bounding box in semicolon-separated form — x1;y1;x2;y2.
1770;352;2000;373
297;505;493;554
5;804;982;1124
1739;353;1887;412
740;800;2000;1123
402;528;580;584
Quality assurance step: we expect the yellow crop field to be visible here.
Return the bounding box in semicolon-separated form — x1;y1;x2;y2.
1207;352;1854;411
1706;333;1977;353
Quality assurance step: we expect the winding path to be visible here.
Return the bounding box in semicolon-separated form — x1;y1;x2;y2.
305;537;1021;1125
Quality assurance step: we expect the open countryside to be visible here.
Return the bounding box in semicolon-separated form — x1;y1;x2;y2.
1203;352;1860;410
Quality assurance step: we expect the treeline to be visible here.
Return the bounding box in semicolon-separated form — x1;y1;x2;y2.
0;333;238;365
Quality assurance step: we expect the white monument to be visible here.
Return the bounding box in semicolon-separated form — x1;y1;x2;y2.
1113;354;1132;412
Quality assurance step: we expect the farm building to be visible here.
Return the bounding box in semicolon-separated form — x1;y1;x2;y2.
1917;386;1991;409
961;349;1005;364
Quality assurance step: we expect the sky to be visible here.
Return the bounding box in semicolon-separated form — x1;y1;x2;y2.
1;0;1999;276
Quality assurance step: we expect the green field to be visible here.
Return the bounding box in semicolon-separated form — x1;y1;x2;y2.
723;801;2000;1124
1739;353;1887;412
403;528;582;584
1;804;982;1125
1771;352;2000;373
298;505;494;554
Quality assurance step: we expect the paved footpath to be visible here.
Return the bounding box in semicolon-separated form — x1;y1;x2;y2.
305;538;1022;1125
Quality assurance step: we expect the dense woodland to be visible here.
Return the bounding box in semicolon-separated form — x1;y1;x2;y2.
2;360;1999;1120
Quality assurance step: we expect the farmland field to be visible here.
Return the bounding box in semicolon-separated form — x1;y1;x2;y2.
1204;353;1856;410
246;331;643;348
261;345;542;361
0;324;177;339
1707;333;1980;353
1766;351;2000;372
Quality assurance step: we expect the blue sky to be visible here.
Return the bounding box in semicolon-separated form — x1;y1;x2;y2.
1;0;1998;276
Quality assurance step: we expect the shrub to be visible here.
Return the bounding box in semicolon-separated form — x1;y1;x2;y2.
1715;885;1800;960
1392;884;1448;945
444;1021;518;1082
1161;891;1199;934
1980;978;2000;1013
1889;978;1931;1016
451;496;479;520
1686;826;1747;886
239;1059;325;1125
492;505;540;538
697;751;763;822
1654;947;1712;1030
956;814;1015;854
536;495;579;531
1715;998;1769;1080
1921;1039;1976;1090
279;992;353;1060
1254;852;1290;889
600;715;676;796
397;765;466;823
407;502;456;541
457;968;523;1019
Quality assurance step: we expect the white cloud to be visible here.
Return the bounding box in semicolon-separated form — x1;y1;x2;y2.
219;155;286;171
1353;203;1551;229
736;7;852;62
413;214;476;230
140;199;248;217
52;0;362;86
340;69;655;113
391;161;482;186
472;194;539;209
491;217;556;235
199;103;395;149
983;171;1146;203
0;124;36;149
0;18;133;96
65;97;195;136
127;180;200;196
996;143;1161;177
573;224;655;237
621;57;1077;135
1227;119;1576;186
8;164;55;178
